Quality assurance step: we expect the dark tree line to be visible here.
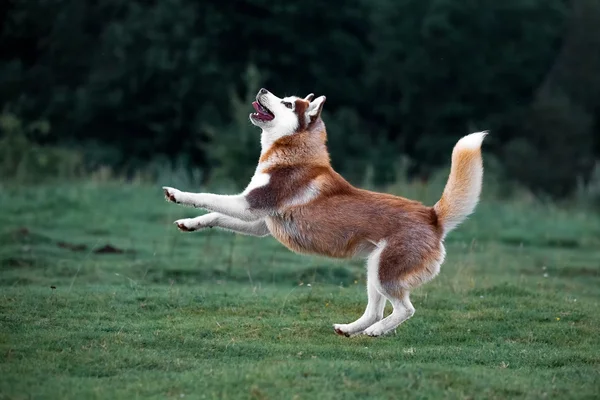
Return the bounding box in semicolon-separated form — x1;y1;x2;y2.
0;0;598;197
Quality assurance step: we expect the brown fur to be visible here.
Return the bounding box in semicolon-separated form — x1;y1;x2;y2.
248;118;444;289
258;119;329;164
246;164;330;210
294;99;310;131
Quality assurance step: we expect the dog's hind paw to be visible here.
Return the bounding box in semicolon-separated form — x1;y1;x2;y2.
333;324;351;337
362;324;389;337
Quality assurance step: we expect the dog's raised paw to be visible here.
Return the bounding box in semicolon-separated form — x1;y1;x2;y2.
174;219;195;232
163;187;180;203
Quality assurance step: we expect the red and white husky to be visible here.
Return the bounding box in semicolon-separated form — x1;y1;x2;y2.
163;88;486;337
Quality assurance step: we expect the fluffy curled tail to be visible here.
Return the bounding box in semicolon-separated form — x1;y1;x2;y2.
434;131;487;238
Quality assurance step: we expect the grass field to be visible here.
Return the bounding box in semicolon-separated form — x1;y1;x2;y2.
1;182;599;399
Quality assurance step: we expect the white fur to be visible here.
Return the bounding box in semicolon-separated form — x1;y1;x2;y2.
175;213;270;236
242;171;270;195
306;96;326;119
282;96;298;103
250;91;300;151
163;188;262;221
455;131;488;151
363;291;415;337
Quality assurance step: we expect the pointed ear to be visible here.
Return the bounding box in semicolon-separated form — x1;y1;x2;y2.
304;93;315;101
306;95;326;122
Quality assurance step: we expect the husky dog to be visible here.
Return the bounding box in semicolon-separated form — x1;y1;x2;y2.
163;88;486;337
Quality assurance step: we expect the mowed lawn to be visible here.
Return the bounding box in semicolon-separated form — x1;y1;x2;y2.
1;183;599;399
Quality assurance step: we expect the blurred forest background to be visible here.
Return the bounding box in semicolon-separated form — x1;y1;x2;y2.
0;0;599;203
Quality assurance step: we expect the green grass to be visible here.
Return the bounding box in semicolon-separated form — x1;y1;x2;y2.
1;182;599;399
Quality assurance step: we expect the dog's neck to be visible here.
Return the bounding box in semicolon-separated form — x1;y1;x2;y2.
258;121;330;167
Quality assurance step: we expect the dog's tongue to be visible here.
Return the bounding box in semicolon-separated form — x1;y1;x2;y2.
252;101;274;120
252;101;265;114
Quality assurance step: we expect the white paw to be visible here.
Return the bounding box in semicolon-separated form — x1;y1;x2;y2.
333;324;351;337
163;186;182;203
333;324;365;337
174;218;196;232
174;215;216;232
363;324;386;337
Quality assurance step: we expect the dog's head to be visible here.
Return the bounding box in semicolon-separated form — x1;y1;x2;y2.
249;88;326;143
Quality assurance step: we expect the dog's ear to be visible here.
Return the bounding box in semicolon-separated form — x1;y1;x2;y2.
304;93;315;101
307;95;326;123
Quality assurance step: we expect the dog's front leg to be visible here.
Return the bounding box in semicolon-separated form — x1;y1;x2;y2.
174;213;270;237
163;187;266;221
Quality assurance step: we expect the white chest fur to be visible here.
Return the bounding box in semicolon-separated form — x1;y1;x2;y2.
242;166;270;195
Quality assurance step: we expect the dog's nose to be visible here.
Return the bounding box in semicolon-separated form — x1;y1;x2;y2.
259;88;268;95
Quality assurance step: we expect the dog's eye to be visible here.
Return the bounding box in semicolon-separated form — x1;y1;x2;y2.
282;101;293;109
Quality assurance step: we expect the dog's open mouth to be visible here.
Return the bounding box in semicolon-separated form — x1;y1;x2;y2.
251;100;275;122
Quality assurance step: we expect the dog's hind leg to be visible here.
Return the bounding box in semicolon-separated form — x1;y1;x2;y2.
363;289;415;337
333;280;386;337
333;242;387;337
361;238;444;337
